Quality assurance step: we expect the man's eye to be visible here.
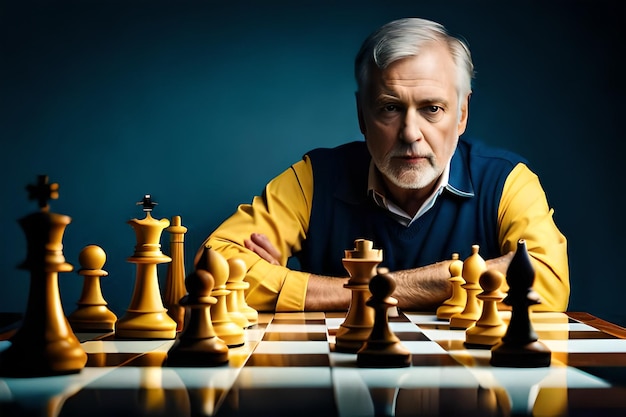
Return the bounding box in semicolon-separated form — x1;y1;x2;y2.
426;106;441;113
383;104;400;112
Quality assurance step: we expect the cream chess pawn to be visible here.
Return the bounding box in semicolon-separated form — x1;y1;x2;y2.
68;245;117;332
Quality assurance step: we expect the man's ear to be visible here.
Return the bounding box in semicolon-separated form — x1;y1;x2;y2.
355;91;366;135
457;93;471;136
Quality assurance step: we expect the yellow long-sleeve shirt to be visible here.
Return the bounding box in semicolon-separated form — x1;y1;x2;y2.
205;150;569;313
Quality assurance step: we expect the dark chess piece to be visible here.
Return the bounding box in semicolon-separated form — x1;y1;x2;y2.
357;268;411;368
166;268;229;367
0;175;87;377
490;239;551;367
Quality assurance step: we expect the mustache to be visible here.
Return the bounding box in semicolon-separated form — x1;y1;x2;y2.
388;144;433;159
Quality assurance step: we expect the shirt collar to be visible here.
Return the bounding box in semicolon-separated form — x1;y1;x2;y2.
368;160;451;226
367;144;475;225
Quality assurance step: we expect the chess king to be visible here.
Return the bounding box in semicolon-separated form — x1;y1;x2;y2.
0;175;87;377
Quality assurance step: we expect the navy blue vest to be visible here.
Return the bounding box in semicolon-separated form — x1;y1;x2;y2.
295;139;526;276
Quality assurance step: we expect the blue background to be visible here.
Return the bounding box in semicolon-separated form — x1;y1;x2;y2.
1;1;624;325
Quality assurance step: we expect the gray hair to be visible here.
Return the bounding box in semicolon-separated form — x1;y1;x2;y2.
355;18;475;101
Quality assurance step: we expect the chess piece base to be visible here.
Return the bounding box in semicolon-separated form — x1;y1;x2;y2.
212;321;245;347
465;323;507;348
0;333;87;377
335;322;373;353
450;314;479;330
490;340;551;367
116;311;177;339
357;341;411;368
167;337;229;367
69;305;117;332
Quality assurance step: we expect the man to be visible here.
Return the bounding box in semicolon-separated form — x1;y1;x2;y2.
202;17;570;313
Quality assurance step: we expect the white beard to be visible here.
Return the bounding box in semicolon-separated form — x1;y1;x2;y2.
375;144;442;189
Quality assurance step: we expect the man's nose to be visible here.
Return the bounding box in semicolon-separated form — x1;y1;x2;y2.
400;110;423;143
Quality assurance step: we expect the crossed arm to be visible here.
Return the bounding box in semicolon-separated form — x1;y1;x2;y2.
244;232;515;311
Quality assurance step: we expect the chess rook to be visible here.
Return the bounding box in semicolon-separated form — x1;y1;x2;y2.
491;239;551;367
68;245;117;332
335;239;383;353
115;195;177;339
0;175;87;377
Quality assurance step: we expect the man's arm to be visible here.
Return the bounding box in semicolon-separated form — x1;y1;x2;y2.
305;252;514;311
248;232;515;311
497;164;570;311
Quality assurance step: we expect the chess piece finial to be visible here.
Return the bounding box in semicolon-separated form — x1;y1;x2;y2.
166;268;229;367
115;196;176;339
436;253;466;320
335;239;383;353
0;176;86;377
137;194;157;212
68;245;117;332
450;245;486;329
357;268;411;368
491;239;551;367
26;174;59;211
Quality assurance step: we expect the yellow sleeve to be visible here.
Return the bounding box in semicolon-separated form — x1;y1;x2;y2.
498;163;570;311
204;157;314;312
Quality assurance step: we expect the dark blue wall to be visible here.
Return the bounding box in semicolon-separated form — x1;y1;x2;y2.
1;1;624;325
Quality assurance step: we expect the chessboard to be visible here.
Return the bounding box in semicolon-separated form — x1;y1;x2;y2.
1;310;626;417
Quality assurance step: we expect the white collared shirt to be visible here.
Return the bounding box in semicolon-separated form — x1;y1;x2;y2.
368;160;450;227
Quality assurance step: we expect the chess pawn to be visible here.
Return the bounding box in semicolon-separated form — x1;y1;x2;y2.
164;215;188;332
450;245;486;330
167;268;229;366
228;257;258;327
226;258;252;328
68;245;117;332
335;239;383;353
196;246;245;347
436;253;466;320
465;269;507;348
0;176;87;377
116;197;177;339
357;268;411;368
491;239;551;367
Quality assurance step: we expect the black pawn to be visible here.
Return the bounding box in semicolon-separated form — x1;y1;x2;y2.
490;239;551;367
357;268;411;368
166;268;229;367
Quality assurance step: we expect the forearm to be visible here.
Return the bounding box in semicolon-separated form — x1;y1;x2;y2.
305;262;452;312
305;252;516;312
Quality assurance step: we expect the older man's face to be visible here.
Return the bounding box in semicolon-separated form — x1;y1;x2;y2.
358;42;469;192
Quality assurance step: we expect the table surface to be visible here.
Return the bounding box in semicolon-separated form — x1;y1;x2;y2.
1;310;626;417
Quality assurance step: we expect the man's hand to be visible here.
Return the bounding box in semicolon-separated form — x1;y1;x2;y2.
244;233;282;265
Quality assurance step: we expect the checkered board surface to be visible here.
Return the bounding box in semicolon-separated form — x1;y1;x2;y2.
2;311;626;417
